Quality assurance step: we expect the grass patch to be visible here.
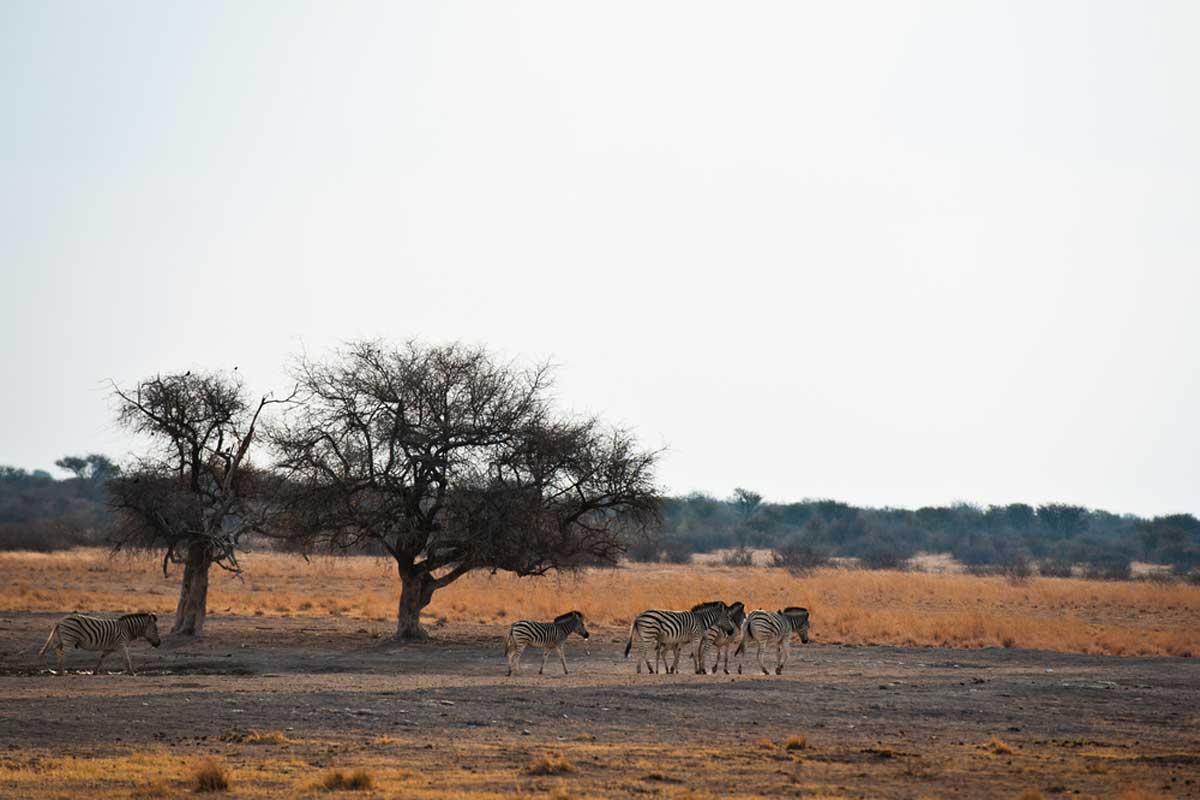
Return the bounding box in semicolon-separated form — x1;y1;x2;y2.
129;780;174;799
527;752;574;776
220;729;293;745
316;769;373;791
987;737;1016;755
784;735;807;751
190;758;229;793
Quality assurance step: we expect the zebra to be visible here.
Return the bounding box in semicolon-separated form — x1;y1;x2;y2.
38;612;162;675
697;601;746;675
624;600;733;674
734;607;810;675
505;610;589;676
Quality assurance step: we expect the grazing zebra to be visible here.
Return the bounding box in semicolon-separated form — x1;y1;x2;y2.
734;607;810;675
698;601;746;675
38;612;162;675
624;601;732;674
505;610;590;676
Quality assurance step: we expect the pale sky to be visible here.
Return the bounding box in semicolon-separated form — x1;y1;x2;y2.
2;1;1197;516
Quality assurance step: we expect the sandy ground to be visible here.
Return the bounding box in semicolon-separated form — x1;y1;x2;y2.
1;613;1198;799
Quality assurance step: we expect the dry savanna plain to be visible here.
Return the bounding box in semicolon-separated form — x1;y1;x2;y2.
0;549;1198;799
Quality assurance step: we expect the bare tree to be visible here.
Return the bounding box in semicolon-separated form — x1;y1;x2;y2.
272;340;661;639
108;371;285;636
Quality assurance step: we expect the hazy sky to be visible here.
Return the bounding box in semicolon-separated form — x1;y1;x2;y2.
2;1;1197;516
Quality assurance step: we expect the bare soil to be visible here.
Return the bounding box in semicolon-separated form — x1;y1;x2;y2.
1;612;1198;798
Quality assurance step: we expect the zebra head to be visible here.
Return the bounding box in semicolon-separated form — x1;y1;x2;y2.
555;610;589;640
690;600;732;634
728;601;747;629
782;607;810;644
130;613;162;647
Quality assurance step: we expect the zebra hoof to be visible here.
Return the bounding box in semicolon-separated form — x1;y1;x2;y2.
775;667;783;675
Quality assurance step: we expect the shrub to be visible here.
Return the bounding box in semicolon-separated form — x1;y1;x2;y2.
1084;558;1132;581
317;769;373;791
986;737;1015;755
625;538;660;563
660;537;693;564
191;758;230;793
857;540;905;570
1003;553;1034;583
770;538;829;575
784;735;807;751
527;753;574;775
1039;559;1074;578
722;546;755;567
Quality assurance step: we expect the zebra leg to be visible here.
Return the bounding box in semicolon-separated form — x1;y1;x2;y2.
757;641;770;675
720;645;730;675
94;650;109;675
55;645;64;674
777;641;790;675
511;644;526;675
121;644;135;676
670;644;683;675
539;647;551;675
557;645;568;675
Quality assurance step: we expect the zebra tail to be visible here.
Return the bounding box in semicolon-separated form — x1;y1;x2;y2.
37;623;58;656
623;619;636;658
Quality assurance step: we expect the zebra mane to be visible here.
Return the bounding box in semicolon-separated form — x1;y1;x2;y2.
554;611;583;624
119;613;156;625
782;606;808;616
690;600;726;613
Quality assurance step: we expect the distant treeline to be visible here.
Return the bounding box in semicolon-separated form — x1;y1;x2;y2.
648;489;1200;578
3;463;1198;577
0;457;117;550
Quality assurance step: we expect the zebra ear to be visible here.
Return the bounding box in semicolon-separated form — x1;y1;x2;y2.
150;614;157;621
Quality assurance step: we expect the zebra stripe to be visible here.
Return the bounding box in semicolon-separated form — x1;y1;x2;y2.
505;611;589;676
38;612;162;675
623;601;733;674
699;601;746;675
735;607;810;675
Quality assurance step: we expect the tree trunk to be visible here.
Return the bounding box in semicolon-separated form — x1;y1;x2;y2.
172;543;211;636
396;569;434;640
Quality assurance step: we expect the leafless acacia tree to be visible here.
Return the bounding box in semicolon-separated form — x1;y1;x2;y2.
271;340;661;639
108;371;286;636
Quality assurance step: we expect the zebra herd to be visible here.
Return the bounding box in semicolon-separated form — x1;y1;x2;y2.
36;602;809;677
508;600;810;676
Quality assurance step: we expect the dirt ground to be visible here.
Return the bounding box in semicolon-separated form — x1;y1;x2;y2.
1;613;1198;799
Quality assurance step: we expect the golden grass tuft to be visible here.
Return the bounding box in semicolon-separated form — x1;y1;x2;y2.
784;735;807;751
755;738;776;750
986;737;1016;755
526;752;574;776
190;758;229;793
1013;791;1045;800
220;729;293;745
316;768;373;791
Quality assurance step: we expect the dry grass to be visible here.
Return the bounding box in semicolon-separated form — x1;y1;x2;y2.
316;769;373;791
985;737;1016;755
190;757;230;793
220;729;293;745
526;752;574;775
3;549;1198;656
784;735;807;751
0;739;1186;800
